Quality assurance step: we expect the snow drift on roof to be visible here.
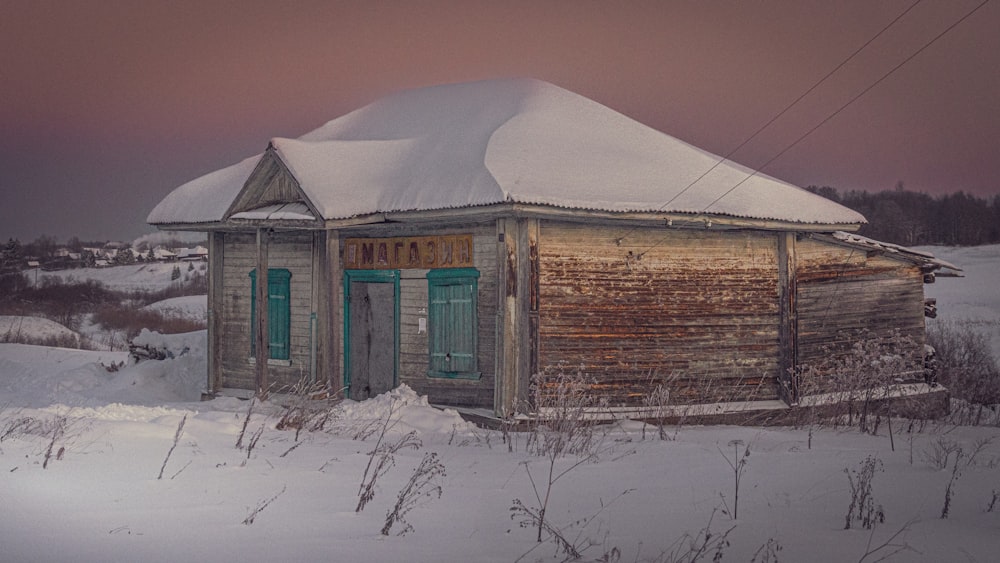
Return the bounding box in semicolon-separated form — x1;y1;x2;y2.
831;231;963;274
148;78;866;226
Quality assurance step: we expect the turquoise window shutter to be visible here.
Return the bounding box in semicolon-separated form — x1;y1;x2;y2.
249;268;292;360
427;268;479;378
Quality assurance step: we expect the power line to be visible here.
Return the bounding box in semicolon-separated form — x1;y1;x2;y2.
660;0;924;211
615;0;923;249
702;0;991;213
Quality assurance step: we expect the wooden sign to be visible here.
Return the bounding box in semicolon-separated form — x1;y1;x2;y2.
344;234;474;270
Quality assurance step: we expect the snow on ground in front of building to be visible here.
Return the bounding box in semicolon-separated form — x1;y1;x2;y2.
1;246;998;562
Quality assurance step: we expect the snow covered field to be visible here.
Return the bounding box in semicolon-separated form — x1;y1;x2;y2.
1;316;80;347
1;246;998;562
142;295;208;322
920;244;1000;361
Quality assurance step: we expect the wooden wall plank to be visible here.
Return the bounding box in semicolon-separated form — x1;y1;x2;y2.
219;231;316;394
794;238;927;390
537;222;782;406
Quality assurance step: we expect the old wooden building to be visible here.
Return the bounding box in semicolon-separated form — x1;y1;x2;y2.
148;79;952;417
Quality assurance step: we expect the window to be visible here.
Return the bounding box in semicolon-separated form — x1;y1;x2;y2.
427;268;480;379
249;268;291;361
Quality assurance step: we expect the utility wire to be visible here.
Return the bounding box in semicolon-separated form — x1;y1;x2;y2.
615;0;923;248
659;0;924;211
631;0;990;258
702;0;991;213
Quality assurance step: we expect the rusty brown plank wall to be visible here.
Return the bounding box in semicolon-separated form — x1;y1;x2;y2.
537;222;782;406
795;238;926;388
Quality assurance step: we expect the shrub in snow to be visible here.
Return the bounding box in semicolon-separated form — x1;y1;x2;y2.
797;330;922;434
157;414;187;480
718;439;751;520
926;321;1000;424
641;380;672;440
274;377;341;440
922;436;962;470
658;508;735;563
844;455;885;530
356;399;421;513
381;451;446;536
242;485;287;526
511;370;628;551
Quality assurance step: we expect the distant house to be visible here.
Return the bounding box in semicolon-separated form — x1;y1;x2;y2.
148;79;954;419
176;246;208;261
152;247;178;262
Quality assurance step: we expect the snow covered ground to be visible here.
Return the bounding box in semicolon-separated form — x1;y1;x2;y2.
920;244;1000;361
1;316;80;347
1;246;998;562
142;295;208;322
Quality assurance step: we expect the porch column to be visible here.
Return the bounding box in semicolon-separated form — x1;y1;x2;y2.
777;232;799;405
207;231;224;394
254;228;270;398
496;217;539;416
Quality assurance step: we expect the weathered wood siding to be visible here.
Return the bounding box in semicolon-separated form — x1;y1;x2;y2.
795;237;926;388
229;152;303;214
340;222;497;408
219;231;316;392
537;222;782;405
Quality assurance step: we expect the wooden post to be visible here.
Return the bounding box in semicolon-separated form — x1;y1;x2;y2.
496;218;516;416
495;217;538;416
328;231;342;394
310;231;324;387
312;230;341;395
255;228;270;399
777;232;798;405
206;231;224;395
520;219;539;407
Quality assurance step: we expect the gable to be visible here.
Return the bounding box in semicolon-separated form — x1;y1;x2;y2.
224;148;320;221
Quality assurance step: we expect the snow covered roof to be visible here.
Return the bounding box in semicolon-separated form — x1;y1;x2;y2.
825;231;963;275
148;78;866;227
152;247;177;258
229;202;316;221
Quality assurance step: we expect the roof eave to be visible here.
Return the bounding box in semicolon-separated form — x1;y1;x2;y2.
324;203;865;232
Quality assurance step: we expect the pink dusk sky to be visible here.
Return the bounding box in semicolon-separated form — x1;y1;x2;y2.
1;0;997;242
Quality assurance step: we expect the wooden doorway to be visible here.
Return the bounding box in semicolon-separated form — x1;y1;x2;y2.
344;271;399;401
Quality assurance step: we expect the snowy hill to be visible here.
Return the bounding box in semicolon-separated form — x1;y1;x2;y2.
142;295;207;322
0;315;79;346
34;262;204;292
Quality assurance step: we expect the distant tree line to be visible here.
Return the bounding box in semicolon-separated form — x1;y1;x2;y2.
806;184;1000;247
